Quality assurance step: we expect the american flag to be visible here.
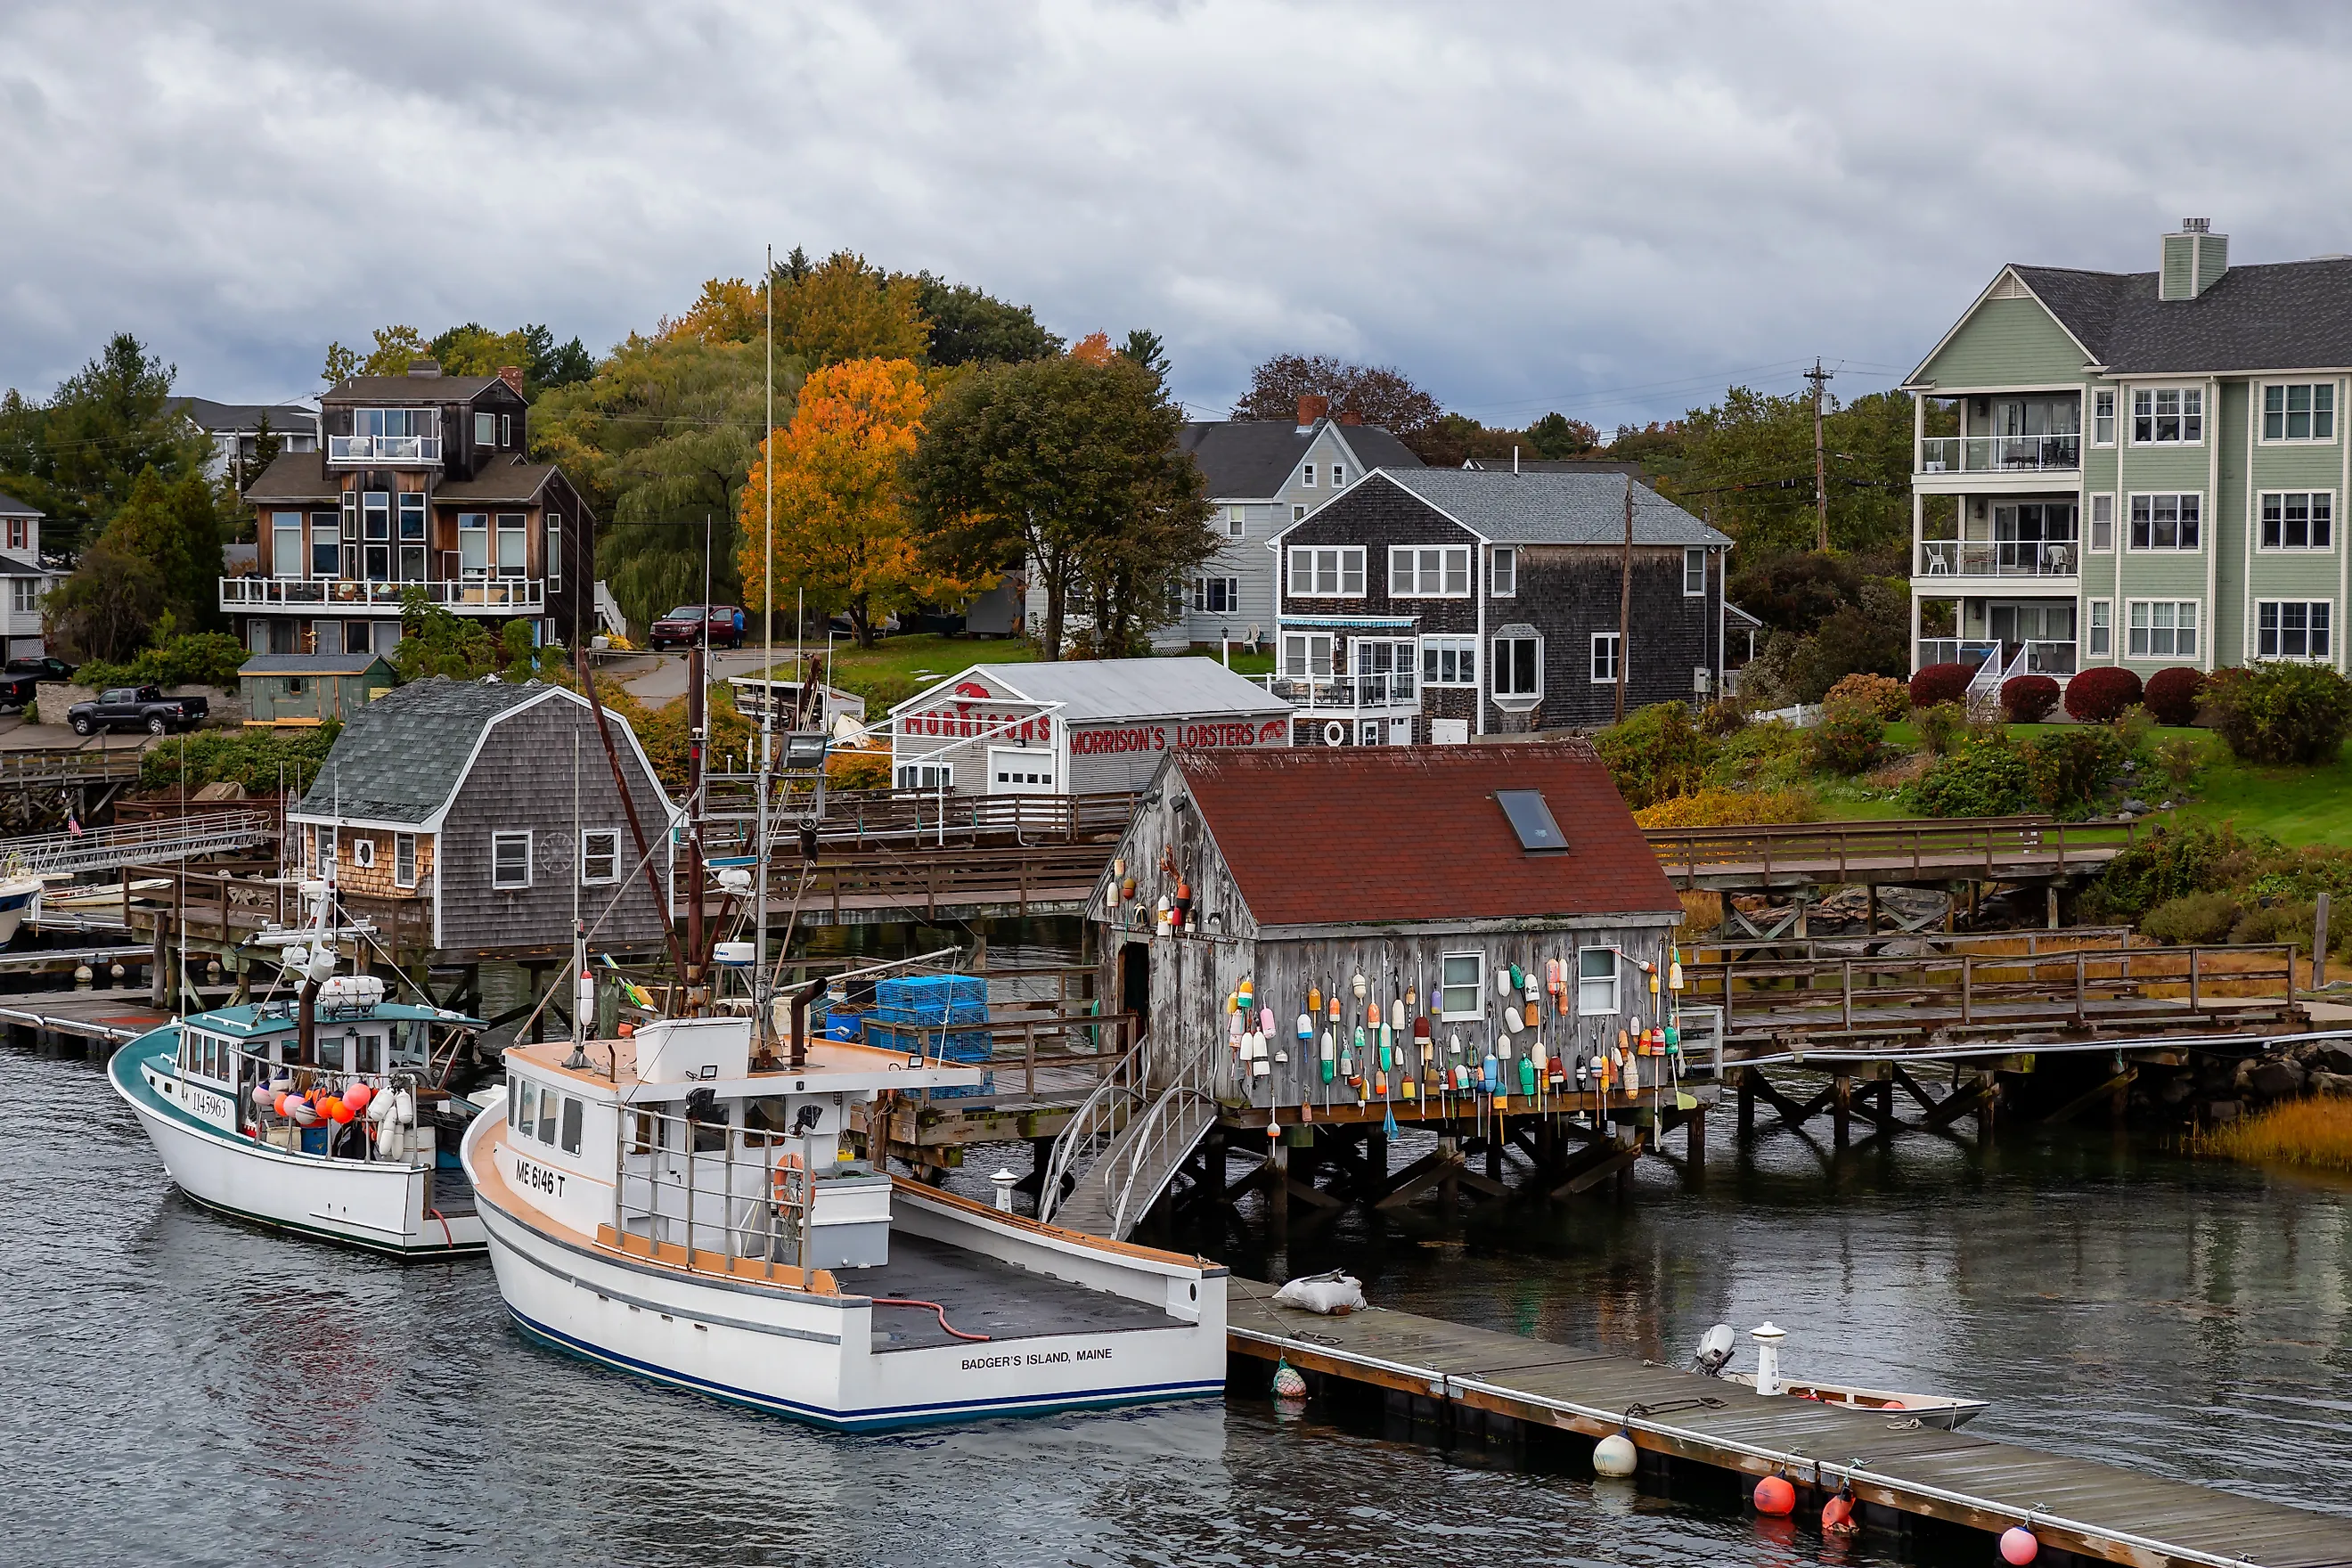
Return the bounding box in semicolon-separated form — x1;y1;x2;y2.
65;813;81;837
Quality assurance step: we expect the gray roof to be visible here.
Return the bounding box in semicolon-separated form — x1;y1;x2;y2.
0;490;43;518
325;373;509;404
173;397;319;434
2011;259;2352;374
1179;419;1423;498
1372;469;1733;547
292;676;560;824
0;552;52;578
902;657;1289;724
1461;456;1646;478
240;654;395;677
242;453;342;503
436;458;559;505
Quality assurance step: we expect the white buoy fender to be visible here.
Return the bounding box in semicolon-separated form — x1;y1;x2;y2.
1593;1430;1638;1477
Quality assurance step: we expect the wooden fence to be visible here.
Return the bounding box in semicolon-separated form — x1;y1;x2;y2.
1646;814;2146;887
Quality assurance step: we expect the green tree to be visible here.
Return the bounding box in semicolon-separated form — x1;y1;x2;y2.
916;275;1062;366
391;590;499;680
43;541;164;660
79;465;225;632
1525;412;1600;457
1117;329;1169;384
1231;352;1444;447
19;333;209;557
1651;386;1911;559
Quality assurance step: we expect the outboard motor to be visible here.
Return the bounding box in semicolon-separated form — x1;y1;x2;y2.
1693;1322;1736;1377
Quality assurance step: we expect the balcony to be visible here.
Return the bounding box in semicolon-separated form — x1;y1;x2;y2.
328;434;442;464
222;576;545;614
1915;539;2079;579
1915;639;2078;677
1258;671;1418;710
1916;434;2079;474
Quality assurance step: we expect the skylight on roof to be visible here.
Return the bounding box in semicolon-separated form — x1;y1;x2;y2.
1495;789;1567;853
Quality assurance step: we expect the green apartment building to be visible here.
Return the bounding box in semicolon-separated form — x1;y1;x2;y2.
1906;221;2351;686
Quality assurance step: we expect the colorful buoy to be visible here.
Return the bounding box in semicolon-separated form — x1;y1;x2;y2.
1999;1526;2039;1564
1752;1474;1796;1516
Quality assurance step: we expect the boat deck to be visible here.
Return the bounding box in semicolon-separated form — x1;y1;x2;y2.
859;1232;1182;1352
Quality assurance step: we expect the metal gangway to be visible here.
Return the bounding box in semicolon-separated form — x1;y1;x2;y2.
0;810;277;878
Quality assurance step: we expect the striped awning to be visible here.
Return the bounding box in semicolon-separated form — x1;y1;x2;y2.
1279;614;1418;630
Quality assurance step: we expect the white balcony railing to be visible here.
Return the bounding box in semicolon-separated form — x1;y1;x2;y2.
1914;638;2077;676
1257;671;1417;710
1916;539;2079;578
1917;434;2079;474
327;434;442;464
1915;639;2002;671
222;576;545;613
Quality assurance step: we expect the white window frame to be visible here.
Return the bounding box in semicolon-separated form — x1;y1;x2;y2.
491;829;533;890
894;763;953;790
11;579;37;614
270;511;304;580
1576;947;1620;1017
500;412;513;447
546;514;561;588
580;828;620;885
1489;545;1515;598
474;412;494;445
1226;506;1245;540
1281;630;1335;678
2087;599;2112;658
2258;491;2335;551
1492;633;1542;699
2256;600;2333;661
1190;576;1241;615
1388;544;1472;598
2130;386;2203;445
1590;632;1623;683
1292;503;1306;522
1683;547;1706;596
350;837;375;870
2260;382;2337;445
1300;462;1316;487
394;832;417;889
1439;952;1483;1020
2092;388;2116;446
2088;494;2115;552
1286;545;1365;598
2125;600;2200;660
1420;635;1477;687
1331;463;1346;487
315;826;336;877
2127;492;2201;551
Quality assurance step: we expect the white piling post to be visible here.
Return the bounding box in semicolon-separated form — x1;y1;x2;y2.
1752;1321;1786;1396
991;1167;1019;1213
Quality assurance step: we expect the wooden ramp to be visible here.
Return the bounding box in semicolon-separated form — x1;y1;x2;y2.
1227;1278;2352;1568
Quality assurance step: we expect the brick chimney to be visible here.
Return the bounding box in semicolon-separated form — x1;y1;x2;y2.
1295;394;1329;429
1337;409;1363;426
497;364;527;396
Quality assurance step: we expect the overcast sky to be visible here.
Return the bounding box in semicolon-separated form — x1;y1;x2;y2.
8;1;2352;431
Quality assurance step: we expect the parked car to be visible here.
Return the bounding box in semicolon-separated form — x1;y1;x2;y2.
0;675;37;712
69;686;208;736
5;656;77;682
649;604;745;650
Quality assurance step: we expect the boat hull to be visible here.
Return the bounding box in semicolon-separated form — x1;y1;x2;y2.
1719;1370;1988;1430
108;1032;485;1257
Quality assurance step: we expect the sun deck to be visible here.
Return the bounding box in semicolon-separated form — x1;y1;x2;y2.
859;1231;1186;1352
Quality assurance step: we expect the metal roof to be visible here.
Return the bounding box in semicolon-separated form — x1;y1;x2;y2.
2001;258;2352;375
239;654;396;676
181;999;481;1037
1179;419;1424;499
896;657;1290;724
1367;469;1733;547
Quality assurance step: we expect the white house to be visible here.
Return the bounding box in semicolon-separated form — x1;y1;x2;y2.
0;490;57;658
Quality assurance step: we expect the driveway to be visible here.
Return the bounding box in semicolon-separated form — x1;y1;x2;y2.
603;648;774;704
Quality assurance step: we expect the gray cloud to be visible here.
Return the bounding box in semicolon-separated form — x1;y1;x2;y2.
6;0;2349;429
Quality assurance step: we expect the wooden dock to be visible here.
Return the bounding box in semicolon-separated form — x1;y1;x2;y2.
1227;1278;2352;1568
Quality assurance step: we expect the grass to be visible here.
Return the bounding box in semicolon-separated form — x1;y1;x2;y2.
2201;1096;2352;1172
2168;734;2352;845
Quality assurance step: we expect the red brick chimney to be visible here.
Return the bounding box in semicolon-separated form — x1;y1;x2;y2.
497;364;526;396
1337;409;1363;426
1295;394;1330;429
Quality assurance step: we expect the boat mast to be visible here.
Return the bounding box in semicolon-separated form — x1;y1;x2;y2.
567;731;591;1070
755;241;773;1049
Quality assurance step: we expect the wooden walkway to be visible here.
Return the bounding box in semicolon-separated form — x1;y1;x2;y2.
1228;1278;2352;1568
1647;815;2141;895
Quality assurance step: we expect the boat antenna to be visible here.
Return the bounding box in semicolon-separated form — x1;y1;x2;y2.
565;730;591;1071
176;733;187;1021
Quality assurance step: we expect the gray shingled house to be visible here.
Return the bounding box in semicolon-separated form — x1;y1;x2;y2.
286;676;678;960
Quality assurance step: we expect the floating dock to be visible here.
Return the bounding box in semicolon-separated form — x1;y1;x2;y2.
1227;1278;2352;1568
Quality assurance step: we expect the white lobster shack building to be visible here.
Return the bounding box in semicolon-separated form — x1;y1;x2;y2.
887;657;1293;798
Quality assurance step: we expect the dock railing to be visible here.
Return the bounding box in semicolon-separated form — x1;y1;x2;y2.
1645;814;2144;887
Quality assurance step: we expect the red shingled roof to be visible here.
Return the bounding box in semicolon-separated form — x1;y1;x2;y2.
1176;741;1679;928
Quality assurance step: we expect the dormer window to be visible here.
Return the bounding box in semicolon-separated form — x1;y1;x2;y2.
1301;463;1316;487
501;413;512;447
476;412;495;446
1331;464;1344;487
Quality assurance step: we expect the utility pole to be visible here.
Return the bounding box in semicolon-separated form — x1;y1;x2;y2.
1806;357;1833;552
1615;474;1634;723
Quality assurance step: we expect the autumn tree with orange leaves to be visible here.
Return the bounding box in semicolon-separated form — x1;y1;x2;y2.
739;357;963;646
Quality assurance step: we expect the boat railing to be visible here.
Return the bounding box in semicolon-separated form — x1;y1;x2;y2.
611;1102;829;1279
216;1046;436;1164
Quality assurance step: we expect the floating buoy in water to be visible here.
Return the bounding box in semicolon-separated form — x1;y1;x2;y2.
1593;1428;1638;1477
1753;1475;1796;1516
1821;1490;1856;1533
1272;1359;1307;1400
1999;1526;2039;1564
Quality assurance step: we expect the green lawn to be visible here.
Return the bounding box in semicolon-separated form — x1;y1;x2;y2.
2169;735;2352;845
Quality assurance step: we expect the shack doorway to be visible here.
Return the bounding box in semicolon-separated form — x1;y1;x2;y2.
1118;941;1150;1032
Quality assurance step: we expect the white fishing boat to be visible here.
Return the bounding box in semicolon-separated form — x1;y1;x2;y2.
1694;1321;1989;1430
0;870;41;943
461;980;1229;1431
108;922;488;1256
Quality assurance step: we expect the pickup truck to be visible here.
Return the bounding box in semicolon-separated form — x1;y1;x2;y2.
69;686;208;736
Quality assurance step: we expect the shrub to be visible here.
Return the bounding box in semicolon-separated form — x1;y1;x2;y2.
1702;719;1808;791
2205;1098;2352;1174
2111;703;2154;757
2065;666;2143;723
1634;787;1820;829
1807;698;1885;775
1825;672;1908;722
2203;662;2352;764
2079;821;2250;923
1900;737;2030;817
2154;734;2201;786
2142;890;2244;945
2021;726;2124;813
1916;701;1967;756
1595;701;1712;809
2000;674;2061;723
139;723;341;796
2144;666;2206;727
828;748;891;789
1696;698;1749;738
78;632;252;694
1909;662;1973;708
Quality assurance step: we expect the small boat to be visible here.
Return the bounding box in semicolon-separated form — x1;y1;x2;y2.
1695;1322;1989;1430
108;897;489;1256
461;958;1229;1432
0;871;41;943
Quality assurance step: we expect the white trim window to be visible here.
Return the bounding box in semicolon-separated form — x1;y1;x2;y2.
394;832;417;889
495;512;528;578
1331;463;1346;487
2259;492;2333;551
2087;599;2112;657
1576;947;1619;1016
1420;635;1477;686
12;579;38;614
1389;545;1471;597
500;413;513;448
2262;383;2336;443
350;837;375;870
1292;504;1306;521
1226;506;1245;540
1300;463;1316;487
270;511;304;579
1492;632;1542;698
546;514;561;588
1281;630;1335;680
1489;546;1516;597
1439;952;1482;1020
2131;387;2203;444
2128;493;2201;551
1590;632;1622;683
492;830;532;889
2257;600;2332;660
1190;576;1241;614
2089;494;2115;551
581;828;620;885
475;412;495;445
2126;600;2200;659
1683;547;1706;596
894;763;953;790
1287;546;1364;597
2093;388;2117;446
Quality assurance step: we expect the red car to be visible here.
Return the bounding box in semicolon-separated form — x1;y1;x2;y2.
649;604;744;650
